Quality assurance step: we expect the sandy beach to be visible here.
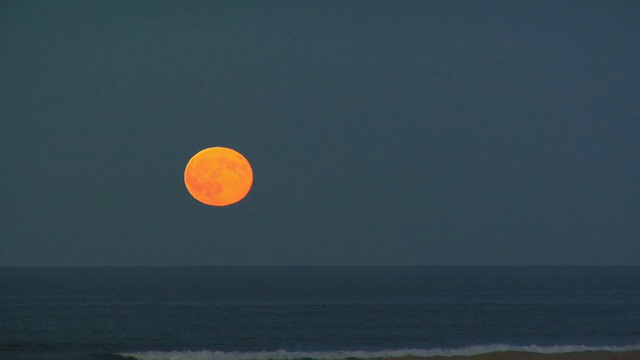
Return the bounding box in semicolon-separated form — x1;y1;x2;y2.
388;351;640;360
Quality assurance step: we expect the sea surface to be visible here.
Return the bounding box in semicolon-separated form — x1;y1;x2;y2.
1;266;639;360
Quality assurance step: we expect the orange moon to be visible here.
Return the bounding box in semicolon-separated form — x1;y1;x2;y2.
184;147;253;206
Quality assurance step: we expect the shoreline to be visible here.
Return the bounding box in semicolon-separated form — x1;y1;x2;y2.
117;350;640;360
385;351;640;360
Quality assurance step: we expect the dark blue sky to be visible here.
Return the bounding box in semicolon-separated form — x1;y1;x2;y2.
1;1;638;266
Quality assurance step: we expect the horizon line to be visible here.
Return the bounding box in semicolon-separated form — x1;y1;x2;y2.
1;264;639;268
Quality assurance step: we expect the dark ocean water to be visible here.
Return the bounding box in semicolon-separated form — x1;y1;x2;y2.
1;266;639;360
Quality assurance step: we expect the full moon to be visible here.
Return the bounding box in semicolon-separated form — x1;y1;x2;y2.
184;147;253;206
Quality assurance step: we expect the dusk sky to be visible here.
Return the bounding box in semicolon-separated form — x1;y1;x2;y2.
1;1;638;266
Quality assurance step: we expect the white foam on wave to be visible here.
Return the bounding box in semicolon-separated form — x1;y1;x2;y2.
120;343;640;360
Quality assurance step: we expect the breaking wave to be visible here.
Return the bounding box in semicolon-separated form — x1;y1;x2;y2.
118;343;640;360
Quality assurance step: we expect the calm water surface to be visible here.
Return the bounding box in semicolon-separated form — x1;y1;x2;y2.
1;266;639;360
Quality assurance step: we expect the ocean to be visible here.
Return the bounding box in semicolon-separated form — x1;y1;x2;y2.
1;266;639;360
